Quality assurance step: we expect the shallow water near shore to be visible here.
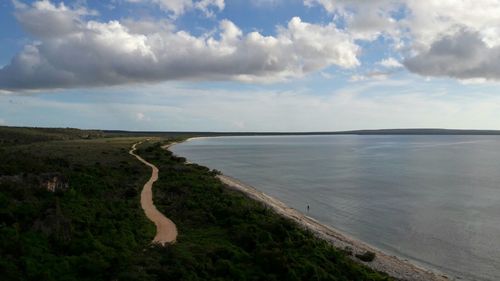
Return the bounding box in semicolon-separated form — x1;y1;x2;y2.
171;135;500;281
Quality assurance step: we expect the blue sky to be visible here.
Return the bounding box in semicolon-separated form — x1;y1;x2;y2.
1;0;500;131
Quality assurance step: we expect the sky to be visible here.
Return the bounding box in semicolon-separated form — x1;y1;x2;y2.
1;0;500;131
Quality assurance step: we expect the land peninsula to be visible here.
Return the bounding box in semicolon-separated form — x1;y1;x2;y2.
0;126;460;280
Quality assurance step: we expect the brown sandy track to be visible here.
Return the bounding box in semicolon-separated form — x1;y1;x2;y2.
130;141;177;245
218;175;451;281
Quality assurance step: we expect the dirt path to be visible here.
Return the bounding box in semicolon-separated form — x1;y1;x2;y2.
130;142;177;245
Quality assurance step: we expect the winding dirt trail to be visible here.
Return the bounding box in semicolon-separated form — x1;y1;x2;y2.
130;142;177;245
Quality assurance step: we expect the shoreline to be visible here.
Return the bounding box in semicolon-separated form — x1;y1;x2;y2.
170;138;451;281
217;175;450;281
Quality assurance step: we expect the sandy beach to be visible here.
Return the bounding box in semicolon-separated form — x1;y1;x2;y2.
217;175;451;281
130;142;177;245
168;138;454;280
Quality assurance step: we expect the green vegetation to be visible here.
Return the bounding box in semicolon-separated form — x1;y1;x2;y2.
0;132;154;280
136;142;391;281
356;251;376;262
0;126;103;146
1;127;391;281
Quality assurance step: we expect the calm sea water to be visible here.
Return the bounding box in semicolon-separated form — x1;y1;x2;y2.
171;135;500;281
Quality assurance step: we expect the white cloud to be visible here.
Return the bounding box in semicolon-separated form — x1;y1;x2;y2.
459;78;489;85
320;71;334;79
4;81;500;131
402;1;500;81
306;0;500;81
5;0;499;91
128;0;224;18
378;57;403;68
175;86;500;131
136;112;146;121
11;0;28;9
14;0;97;38
404;29;500;80
349;71;389;82
403;0;500;50
304;0;401;41
305;0;500;47
135;111;152;122
0;1;360;91
194;0;225;17
0;80;500;131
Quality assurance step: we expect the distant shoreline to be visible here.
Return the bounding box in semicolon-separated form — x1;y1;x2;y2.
103;128;500;137
170;138;452;281
4;125;500;138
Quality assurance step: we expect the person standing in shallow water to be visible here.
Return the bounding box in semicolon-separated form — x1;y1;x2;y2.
307;205;310;212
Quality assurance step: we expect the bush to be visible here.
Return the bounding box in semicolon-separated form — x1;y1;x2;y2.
342;246;353;256
139;143;391;281
356;251;376;262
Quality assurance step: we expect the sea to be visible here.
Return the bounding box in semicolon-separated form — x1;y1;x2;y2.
171;135;500;281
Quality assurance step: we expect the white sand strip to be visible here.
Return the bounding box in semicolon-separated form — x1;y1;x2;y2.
218;175;451;281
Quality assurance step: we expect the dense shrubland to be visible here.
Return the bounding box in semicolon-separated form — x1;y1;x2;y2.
137;142;390;281
0;128;390;280
0;137;153;281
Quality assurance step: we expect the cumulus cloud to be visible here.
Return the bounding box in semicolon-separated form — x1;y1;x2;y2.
0;1;359;91
404;29;500;80
13;0;97;38
402;1;500;81
194;0;225;17
305;0;500;47
305;0;500;81
378;57;403;68
5;0;499;91
402;0;500;49
304;0;401;40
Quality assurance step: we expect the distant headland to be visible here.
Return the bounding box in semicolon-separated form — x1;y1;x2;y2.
103;128;500;137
